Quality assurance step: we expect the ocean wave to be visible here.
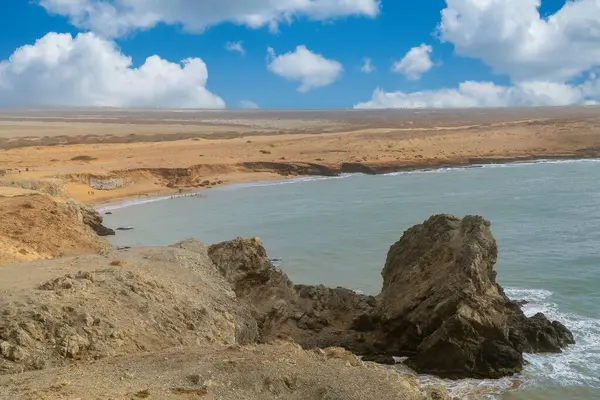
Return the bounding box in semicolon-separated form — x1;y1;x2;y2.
508;288;600;390
411;287;600;399
216;173;355;191
96;158;600;212
97;194;174;212
383;158;600;177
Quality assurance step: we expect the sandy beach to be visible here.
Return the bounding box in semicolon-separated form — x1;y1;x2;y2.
2;107;600;205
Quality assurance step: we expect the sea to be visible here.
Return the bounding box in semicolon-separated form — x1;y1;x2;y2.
101;159;600;399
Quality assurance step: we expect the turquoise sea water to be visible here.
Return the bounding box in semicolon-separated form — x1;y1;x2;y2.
102;160;600;399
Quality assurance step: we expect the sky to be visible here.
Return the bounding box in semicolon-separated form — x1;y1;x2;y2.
1;0;600;109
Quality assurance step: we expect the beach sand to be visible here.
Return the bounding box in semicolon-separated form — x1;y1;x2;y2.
2;107;600;204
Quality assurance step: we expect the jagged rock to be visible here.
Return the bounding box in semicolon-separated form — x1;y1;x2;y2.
208;238;375;348
520;313;575;353
373;214;574;378
205;215;577;380
207;216;574;380
68;201;115;236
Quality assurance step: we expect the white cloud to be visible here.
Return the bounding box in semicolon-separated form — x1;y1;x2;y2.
0;32;225;108
39;0;380;38
361;57;375;73
392;44;433;80
226;41;246;56
267;46;343;92
356;0;600;109
439;0;600;82
354;80;598;109
240;100;259;109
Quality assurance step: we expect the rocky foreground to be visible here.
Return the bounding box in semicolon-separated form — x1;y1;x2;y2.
0;212;574;399
207;215;574;379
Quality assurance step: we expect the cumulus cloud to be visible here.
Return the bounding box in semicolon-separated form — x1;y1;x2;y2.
0;32;225;108
361;57;375;73
226;41;246;56
392;44;434;80
439;0;600;82
354;80;599;109
267;46;343;92
356;0;600;109
239;100;259;109
39;0;380;38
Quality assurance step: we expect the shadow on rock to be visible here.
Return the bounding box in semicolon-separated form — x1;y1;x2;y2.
208;215;575;379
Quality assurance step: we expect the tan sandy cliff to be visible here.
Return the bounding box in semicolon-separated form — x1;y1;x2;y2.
0;184;111;266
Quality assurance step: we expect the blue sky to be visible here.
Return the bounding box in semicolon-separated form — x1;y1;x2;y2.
0;0;599;109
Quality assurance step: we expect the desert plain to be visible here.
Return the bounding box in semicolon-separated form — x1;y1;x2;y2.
2;106;600;205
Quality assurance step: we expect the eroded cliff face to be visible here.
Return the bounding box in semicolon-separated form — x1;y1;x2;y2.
0;192;111;266
207;216;574;379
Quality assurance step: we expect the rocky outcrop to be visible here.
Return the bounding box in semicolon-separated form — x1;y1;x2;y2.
363;215;573;378
73;201;116;236
207;216;574;379
0;243;258;374
0;193;110;266
208;238;376;349
2;209;571;381
0;239;450;399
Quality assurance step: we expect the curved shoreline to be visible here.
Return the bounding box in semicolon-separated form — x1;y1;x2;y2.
95;156;600;212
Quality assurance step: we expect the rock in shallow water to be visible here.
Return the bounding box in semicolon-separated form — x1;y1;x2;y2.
208;215;575;379
367;214;575;378
208;238;377;348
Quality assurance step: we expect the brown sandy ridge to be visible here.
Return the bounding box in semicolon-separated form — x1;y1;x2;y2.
1;107;600;205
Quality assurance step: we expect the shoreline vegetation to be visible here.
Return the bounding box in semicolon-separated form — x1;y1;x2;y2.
0;107;597;398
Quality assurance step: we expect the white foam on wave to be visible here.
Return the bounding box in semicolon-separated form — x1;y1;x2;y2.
216;173;355;191
507;288;600;390
97;194;174;212
410;287;600;399
95;174;356;212
383;158;600;177
96;158;600;212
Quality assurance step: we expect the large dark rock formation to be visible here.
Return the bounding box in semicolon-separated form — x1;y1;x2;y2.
208;215;574;379
371;214;574;378
73;202;115;236
208;238;376;349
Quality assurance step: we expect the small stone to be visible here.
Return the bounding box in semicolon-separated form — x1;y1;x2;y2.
134;389;150;398
0;341;12;357
187;374;201;385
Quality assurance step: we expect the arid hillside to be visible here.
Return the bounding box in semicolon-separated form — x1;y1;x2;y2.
0;186;110;266
0;239;451;400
